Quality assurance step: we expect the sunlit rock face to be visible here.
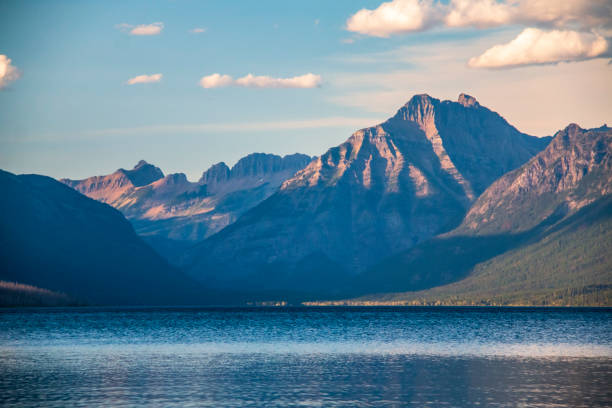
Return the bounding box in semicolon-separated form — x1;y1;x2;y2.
187;94;550;292
458;124;612;235
60;153;311;243
61;160;164;204
199;162;230;188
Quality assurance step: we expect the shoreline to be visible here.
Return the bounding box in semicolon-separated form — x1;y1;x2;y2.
1;304;611;310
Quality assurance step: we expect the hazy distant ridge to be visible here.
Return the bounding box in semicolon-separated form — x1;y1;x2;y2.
61;153;312;257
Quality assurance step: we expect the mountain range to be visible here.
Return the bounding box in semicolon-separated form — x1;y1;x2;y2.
61;153;311;260
330;124;612;305
1;92;610;306
184;94;550;294
0;170;208;305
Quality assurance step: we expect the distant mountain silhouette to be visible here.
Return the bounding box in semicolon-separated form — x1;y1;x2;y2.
0;170;208;305
185;93;550;294
61;153;311;261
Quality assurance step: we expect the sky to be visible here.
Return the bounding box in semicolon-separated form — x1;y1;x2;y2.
0;0;611;181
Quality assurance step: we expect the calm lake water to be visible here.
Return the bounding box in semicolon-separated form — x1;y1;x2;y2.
0;307;611;407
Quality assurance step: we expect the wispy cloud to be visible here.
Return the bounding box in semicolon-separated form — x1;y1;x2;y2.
444;0;514;28
444;0;612;30
0;55;20;89
199;73;234;88
235;73;322;88
126;73;163;85
189;27;206;34
116;22;164;36
199;73;322;89
8;116;386;143
83;117;385;138
469;28;610;69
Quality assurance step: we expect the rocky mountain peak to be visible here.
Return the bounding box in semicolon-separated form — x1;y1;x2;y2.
61;151;312;244
199;154;311;186
564;122;583;134
157;173;189;186
393;94;438;123
458;93;479;108
407;93;436;106
231;153;281;178
134;160;151;169
119;160;164;187
189;93;551;290
199;162;231;185
552;123;584;149
281;153;314;170
229;153;312;180
458;125;612;235
284;93;548;197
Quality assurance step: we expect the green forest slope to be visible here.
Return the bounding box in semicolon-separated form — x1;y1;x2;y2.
312;196;612;306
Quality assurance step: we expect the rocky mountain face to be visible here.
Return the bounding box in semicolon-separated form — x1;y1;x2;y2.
62;160;164;203
457;124;612;235
186;94;550;293
60;153;312;246
0;170;206;305
351;124;612;302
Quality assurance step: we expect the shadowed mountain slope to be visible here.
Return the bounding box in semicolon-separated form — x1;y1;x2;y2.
340;196;612;306
342;125;612;305
457;124;612;234
186;94;549;293
0;170;208;305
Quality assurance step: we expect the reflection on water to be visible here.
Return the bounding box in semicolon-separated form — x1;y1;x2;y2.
1;307;611;407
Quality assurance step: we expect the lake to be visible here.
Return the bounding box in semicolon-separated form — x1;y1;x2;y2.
0;307;610;407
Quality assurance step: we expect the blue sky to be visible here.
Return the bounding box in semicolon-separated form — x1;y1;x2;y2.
1;0;610;180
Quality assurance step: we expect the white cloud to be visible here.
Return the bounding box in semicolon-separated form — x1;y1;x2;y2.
517;0;612;31
0;55;20;89
131;22;164;35
445;0;513;28
345;0;612;69
346;0;612;36
446;0;612;30
235;73;322;88
190;27;206;34
468;28;610;69
199;73;323;89
199;73;234;88
126;73;163;85
346;0;442;37
116;22;164;36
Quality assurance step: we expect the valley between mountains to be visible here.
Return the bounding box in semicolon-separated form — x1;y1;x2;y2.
1;93;610;306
